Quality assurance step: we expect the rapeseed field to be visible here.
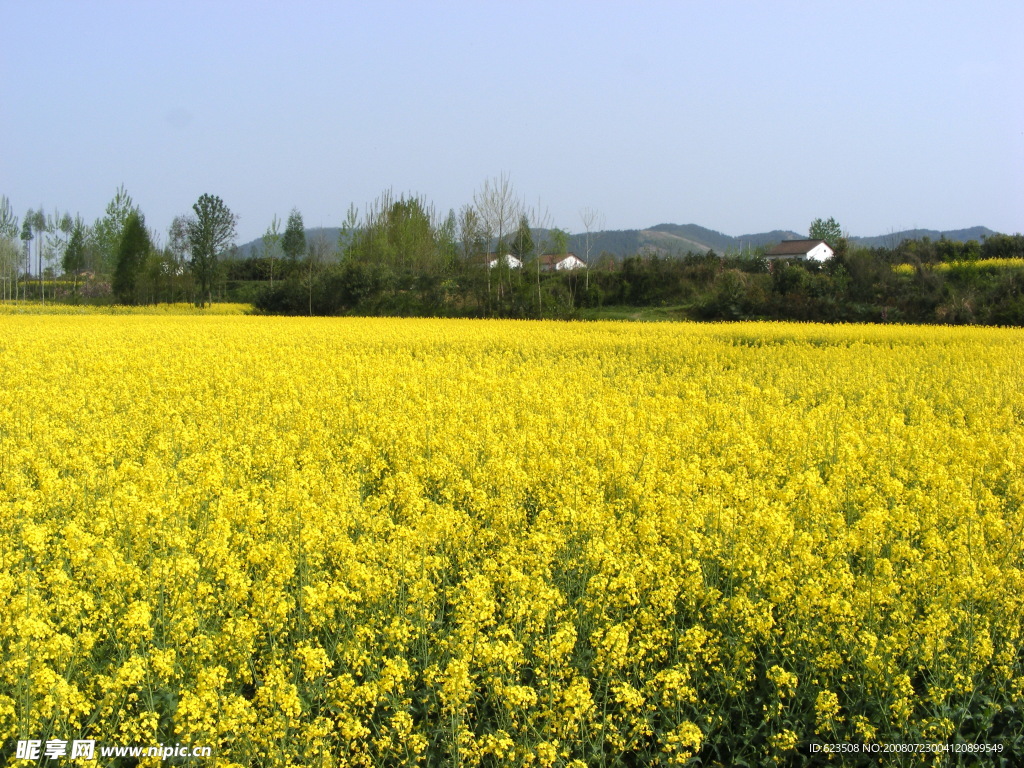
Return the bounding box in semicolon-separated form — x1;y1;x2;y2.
1;315;1021;766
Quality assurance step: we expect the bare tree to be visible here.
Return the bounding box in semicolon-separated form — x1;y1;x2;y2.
167;216;191;303
579;206;605;292
473;174;522;314
527;201;553;318
262;214;281;288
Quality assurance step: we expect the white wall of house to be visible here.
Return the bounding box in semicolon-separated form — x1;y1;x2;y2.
488;254;522;269
807;243;834;261
555;255;587;270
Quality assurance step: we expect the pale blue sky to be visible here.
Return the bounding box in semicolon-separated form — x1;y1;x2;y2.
2;0;1022;245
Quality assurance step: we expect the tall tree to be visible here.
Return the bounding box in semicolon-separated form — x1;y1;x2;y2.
474;173;520;255
393;196;434;273
27;209;47;303
437;209;458;273
46;210;73;283
0;239;17;303
452;205;481;311
187;194;237;307
339;204;359;255
262;214;282;287
62;217;87;296
167;216;191;303
474;174;521;313
20;214;33;302
550;227;569;255
0;197;18;302
306;231;332;316
809;217;843;248
457;204;483;262
93;185;136;274
510;214;534;264
113;211;151;304
281;208;306;267
526;204;553;319
0;196;17;240
580;206;605;291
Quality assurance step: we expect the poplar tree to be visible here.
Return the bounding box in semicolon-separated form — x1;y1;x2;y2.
0;197;18;301
93;185;136;274
262;214;281;287
20;216;32;301
113;210;151;304
63;218;87;296
282;208;306;268
0;196;17;240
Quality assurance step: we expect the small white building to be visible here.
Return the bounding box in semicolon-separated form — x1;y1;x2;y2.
765;239;834;261
486;253;523;269
539;253;587;271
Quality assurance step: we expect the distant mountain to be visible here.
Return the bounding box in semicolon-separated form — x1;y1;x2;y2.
561;225;804;259
232;227;343;259
733;230;809;249
645;223;738;252
560;225;1002;260
230;224;1004;262
849;226;997;249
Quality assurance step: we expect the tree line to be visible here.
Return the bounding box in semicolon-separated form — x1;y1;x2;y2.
2;184;1022;325
0;188;236;307
252;206;1024;325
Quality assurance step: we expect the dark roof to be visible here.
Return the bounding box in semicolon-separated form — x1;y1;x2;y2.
766;239;829;256
538;252;579;266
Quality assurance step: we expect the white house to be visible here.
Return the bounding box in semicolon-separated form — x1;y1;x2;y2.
538;253;587;271
486;253;523;269
765;239;834;261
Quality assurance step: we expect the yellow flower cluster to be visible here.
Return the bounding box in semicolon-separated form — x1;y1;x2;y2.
0;302;250;316
1;315;1022;765
892;258;1024;274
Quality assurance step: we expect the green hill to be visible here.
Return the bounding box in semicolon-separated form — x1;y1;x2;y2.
232;224;1005;263
850;226;996;249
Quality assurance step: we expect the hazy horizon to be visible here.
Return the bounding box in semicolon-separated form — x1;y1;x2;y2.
3;1;1021;246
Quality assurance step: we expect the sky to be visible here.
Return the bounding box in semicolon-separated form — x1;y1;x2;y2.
2;0;1022;246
